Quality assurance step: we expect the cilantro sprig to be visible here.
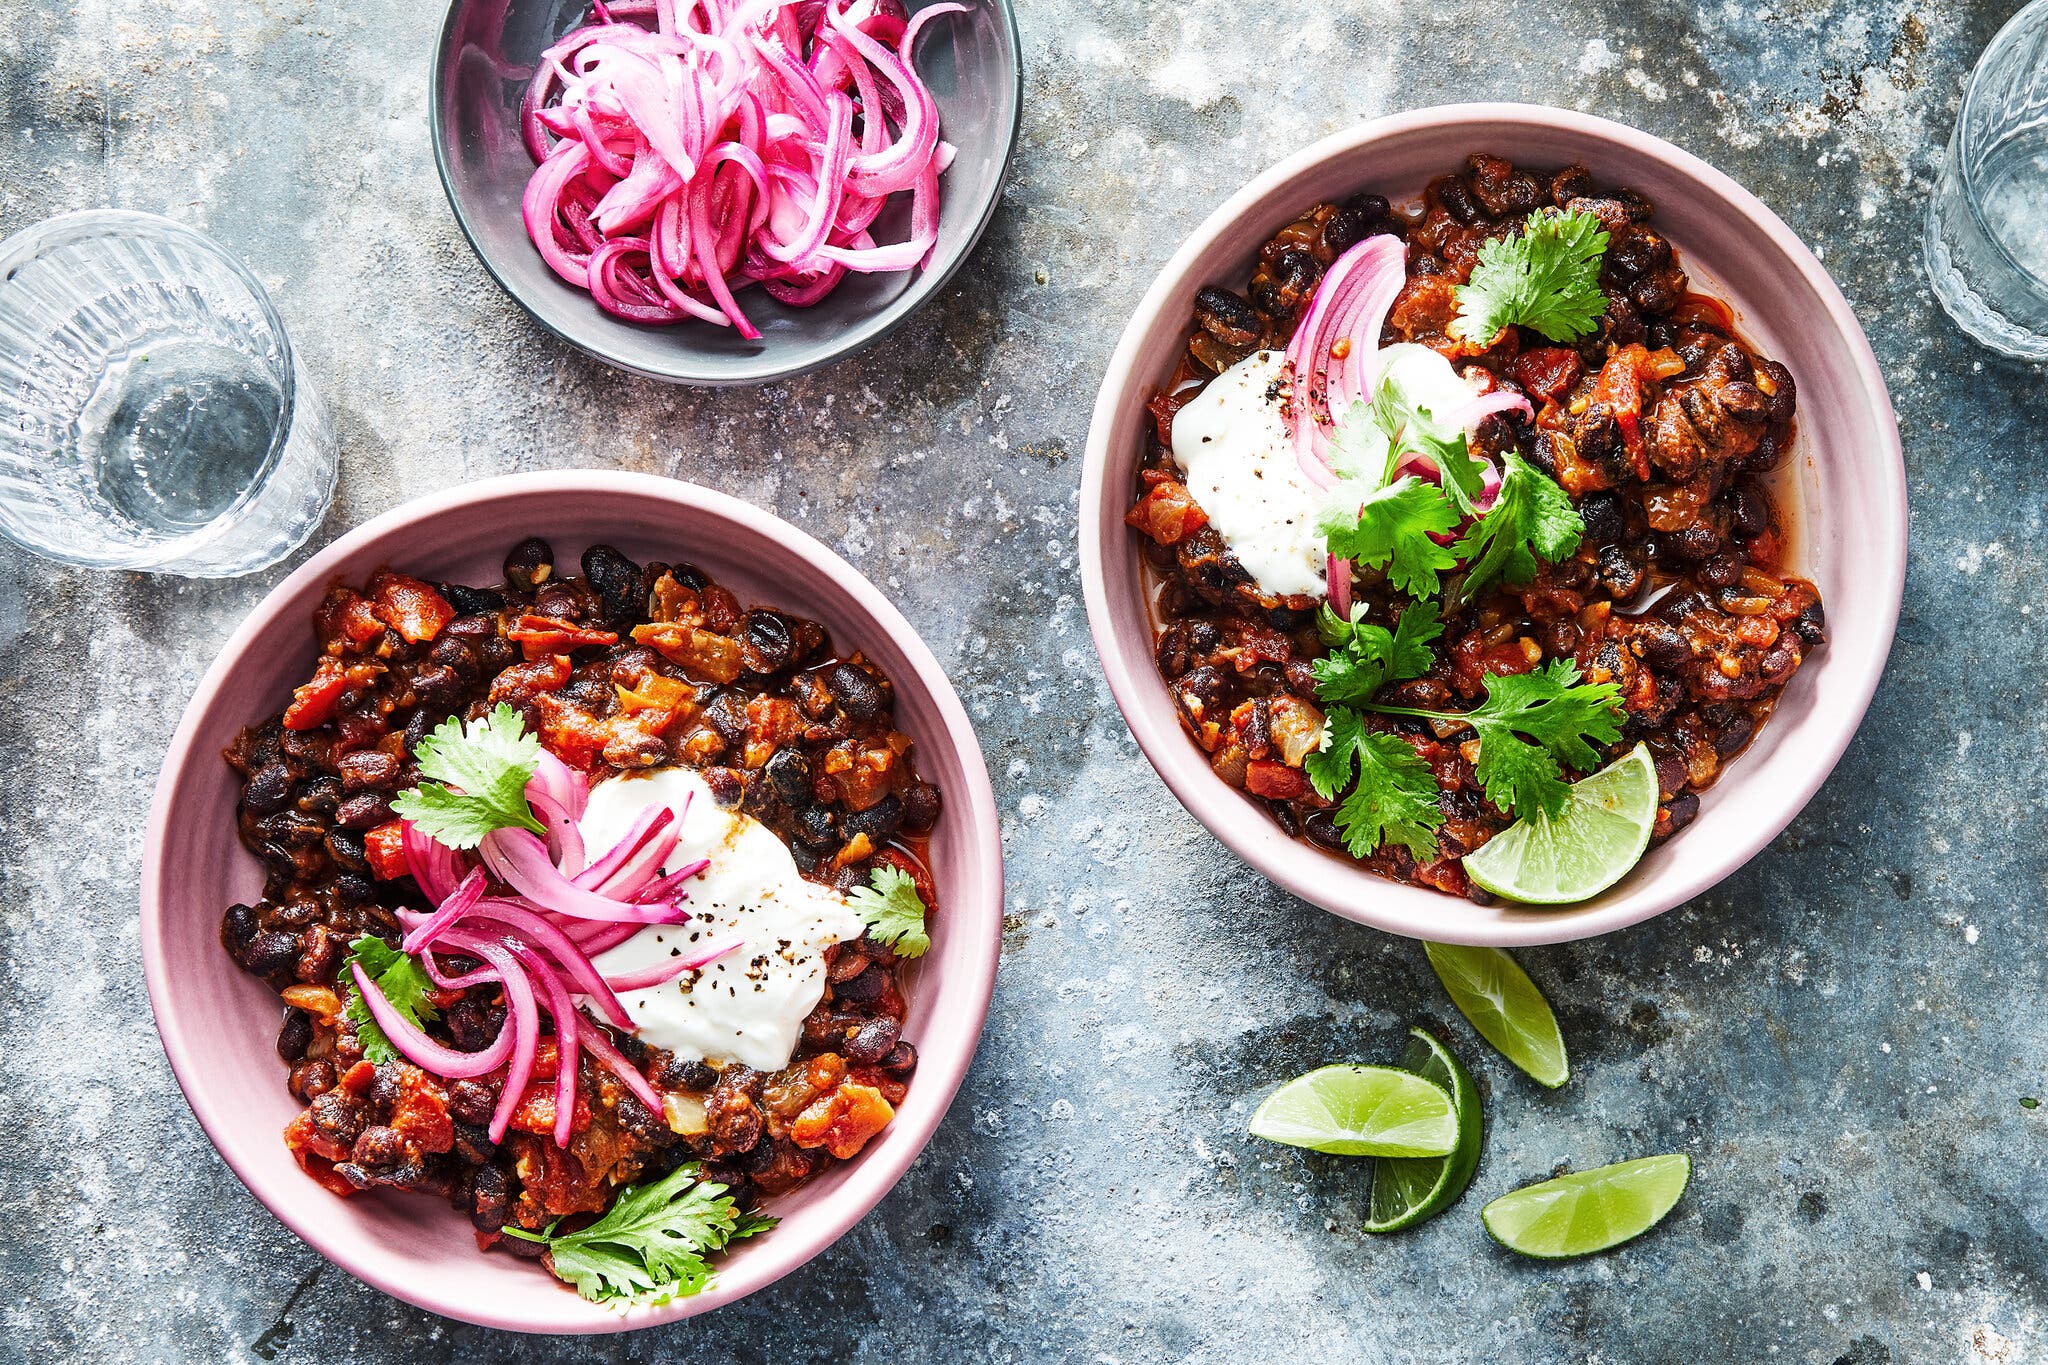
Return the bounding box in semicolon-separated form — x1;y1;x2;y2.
1451;451;1585;603
1304;708;1446;861
342;935;439;1065
1451;207;1611;344
1362;660;1625;820
849;865;930;958
1309;600;1443;705
503;1163;776;1304
389;702;545;849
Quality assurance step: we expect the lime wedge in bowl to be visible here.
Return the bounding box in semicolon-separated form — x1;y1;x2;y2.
1463;743;1658;905
1482;1154;1691;1258
1365;1028;1484;1233
1248;1064;1458;1157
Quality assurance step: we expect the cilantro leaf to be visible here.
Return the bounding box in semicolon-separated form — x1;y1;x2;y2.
1320;477;1460;600
388;702;546;849
1365;367;1494;516
1451;452;1584;602
1451;207;1611;344
848;865;930;958
1365;659;1625;819
504;1163;775;1305
1310;599;1443;705
341;935;439;1066
1303;707;1444;861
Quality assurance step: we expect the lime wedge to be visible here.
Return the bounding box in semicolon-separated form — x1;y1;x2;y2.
1248;1064;1458;1157
1423;941;1569;1088
1481;1154;1692;1258
1365;1028;1484;1233
1463;743;1658;904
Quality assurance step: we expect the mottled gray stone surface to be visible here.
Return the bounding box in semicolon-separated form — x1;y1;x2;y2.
2;0;2044;1360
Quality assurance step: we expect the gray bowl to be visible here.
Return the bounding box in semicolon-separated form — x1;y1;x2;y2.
430;0;1021;385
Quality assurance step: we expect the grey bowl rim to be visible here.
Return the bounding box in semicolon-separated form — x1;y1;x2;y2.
427;0;1024;387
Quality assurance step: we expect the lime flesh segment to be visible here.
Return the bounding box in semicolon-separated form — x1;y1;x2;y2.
1482;1154;1692;1258
1249;1064;1459;1157
1365;1028;1484;1233
1463;743;1658;905
1423;942;1569;1088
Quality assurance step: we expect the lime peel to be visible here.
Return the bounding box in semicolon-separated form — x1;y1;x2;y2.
1463;742;1657;905
1365;1028;1484;1233
1481;1154;1692;1258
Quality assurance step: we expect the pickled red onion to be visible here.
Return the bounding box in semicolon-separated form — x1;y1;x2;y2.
520;0;970;336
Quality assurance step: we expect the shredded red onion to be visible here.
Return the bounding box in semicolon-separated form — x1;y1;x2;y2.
571;801;679;891
349;959;515;1079
481;827;689;923
519;0;969;334
401;821;467;905
1283;235;1408;486
575;1009;666;1113
400;868;490;956
1325;555;1353;619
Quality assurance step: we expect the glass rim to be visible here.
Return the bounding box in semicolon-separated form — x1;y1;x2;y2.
0;208;304;571
1954;0;2048;298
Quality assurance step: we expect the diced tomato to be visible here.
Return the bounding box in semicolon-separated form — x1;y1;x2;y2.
1244;760;1309;800
791;1082;894;1159
488;654;572;705
363;821;409;881
338;1060;378;1097
1511;347;1584;404
1123;479;1209;547
848;1064;909;1107
370;572;456;644
745;696;804;749
316;587;388;650
630;622;743;684
507;613;619;661
283;1112;361;1198
282;655;349;730
615;671;695;715
531;694;609;770
390;1068;455;1155
507;1081;592;1137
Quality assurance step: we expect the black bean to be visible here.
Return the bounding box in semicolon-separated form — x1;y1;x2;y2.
1607;228;1673;281
326;827;371;872
411;663;465;710
741;610;796;675
1596;544;1646;599
878;1041;918;1077
1321;207;1373;257
1714;713;1757;758
1631;271;1685;315
581;544;645;623
1730;481;1771;538
277;1008;314;1062
1265;604;1313;631
504;537;554;592
445;998;505;1053
289;1059;337;1104
1667;523;1723;561
240;931;301;978
848;1017;901;1063
1550;164;1594;207
826;663;886;722
451;1121;496;1165
704;767;746;807
402;709;435;753
1633;621;1692;671
438;582;505;615
295;926;346;984
470;1163;510;1233
661;1058;718;1092
1303;811;1346;851
1699;554;1745;589
1793;600;1827;646
703;690;750;743
243;764;294;815
1662;792;1701;837
428;633;480;675
1579;491;1626;545
835;966;885;1003
765;748;811;805
1437;177;1482;224
296;776;342;816
900;781;942;834
352;1126;407;1169
335;789;391;834
1193;287;1263;348
448;1079;498;1126
222;903;259;950
310;1091;366;1148
842;794;903;843
337;750;399;792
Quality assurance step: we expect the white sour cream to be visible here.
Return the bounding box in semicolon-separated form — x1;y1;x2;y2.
1170;349;1328;598
1169;344;1486;600
580;768;865;1072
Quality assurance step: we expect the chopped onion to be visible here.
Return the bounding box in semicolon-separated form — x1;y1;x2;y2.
520;0;969;333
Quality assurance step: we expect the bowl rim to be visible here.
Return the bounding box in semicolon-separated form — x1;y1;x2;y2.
427;0;1025;387
1078;101;1907;947
140;470;1005;1332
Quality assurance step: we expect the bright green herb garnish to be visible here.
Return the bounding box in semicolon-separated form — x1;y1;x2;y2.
389;702;546;849
1365;660;1624;822
1450;451;1585;603
341;935;438;1066
503;1163;776;1304
848;865;931;958
1451;207;1611;344
1320;477;1459;601
1309;599;1443;705
1303;707;1445;861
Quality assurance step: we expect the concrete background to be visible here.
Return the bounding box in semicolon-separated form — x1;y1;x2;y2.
1;0;2043;1360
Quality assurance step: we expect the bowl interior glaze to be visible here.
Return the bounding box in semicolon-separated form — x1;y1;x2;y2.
142;473;1002;1333
431;0;1022;385
1081;105;1905;947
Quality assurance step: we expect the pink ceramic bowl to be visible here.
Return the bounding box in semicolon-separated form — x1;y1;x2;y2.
1080;104;1905;947
142;471;1003;1333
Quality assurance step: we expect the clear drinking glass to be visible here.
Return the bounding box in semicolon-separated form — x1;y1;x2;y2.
1925;0;2048;361
0;210;337;576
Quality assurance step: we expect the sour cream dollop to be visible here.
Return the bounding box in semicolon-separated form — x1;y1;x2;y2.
1169;344;1486;600
580;768;865;1072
